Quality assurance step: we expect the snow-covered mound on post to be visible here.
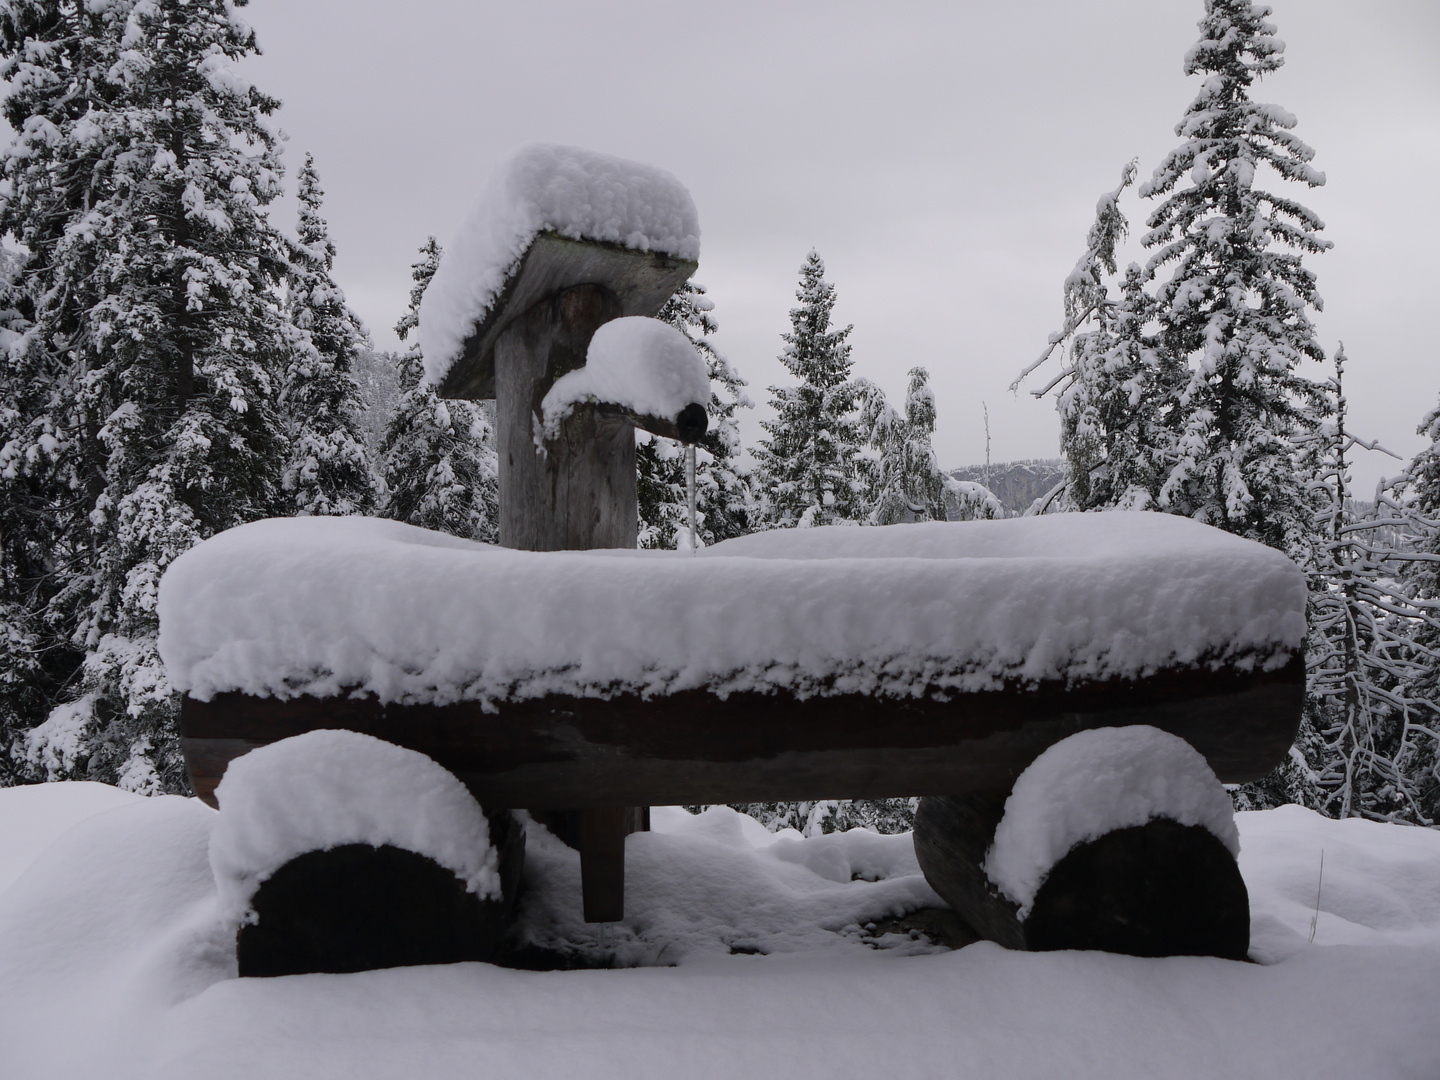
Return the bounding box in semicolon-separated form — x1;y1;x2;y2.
208;730;501;930
419;144;700;387
158;512;1305;708
983;726;1240;919
541;316;710;438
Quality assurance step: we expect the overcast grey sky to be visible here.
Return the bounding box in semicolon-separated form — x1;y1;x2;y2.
241;0;1439;493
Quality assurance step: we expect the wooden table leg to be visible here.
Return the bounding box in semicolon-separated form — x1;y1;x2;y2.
578;806;630;922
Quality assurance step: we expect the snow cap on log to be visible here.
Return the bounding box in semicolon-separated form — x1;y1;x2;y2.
419;144;700;398
541;316;710;444
159;513;1306;710
982;725;1240;920
208;729;502;931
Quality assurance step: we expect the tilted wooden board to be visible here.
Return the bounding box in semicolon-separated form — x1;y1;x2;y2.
435;233;697;401
180;657;1303;810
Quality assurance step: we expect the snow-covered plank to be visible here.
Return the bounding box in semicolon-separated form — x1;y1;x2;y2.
420;144;700;400
159;513;1306;708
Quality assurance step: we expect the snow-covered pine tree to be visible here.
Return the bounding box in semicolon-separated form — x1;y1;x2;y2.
1138;0;1332;556
0;247;43;785
279;153;373;517
378;238;498;541
859;368;964;525
1404;394;1440;688
859;381;907;525
755;251;865;528
638;279;754;549
351;347;402;460
1;0;294;791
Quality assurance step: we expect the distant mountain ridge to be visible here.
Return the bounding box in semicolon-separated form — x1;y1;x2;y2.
946;458;1066;517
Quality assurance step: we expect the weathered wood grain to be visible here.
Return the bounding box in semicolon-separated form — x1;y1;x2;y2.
180;656;1303;811
494;284;638;551
597;400;708;444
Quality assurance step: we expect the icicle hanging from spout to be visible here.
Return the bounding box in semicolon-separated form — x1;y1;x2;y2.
685;443;698;555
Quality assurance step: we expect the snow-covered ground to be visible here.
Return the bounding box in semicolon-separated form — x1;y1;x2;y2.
2;783;1438;1080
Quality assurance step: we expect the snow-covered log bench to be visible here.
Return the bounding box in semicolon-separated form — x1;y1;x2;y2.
161;514;1305;935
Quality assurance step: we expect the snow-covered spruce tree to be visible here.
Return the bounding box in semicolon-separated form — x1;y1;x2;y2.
1403;395;1440;707
1020;162;1176;513
378;238;498;541
858;368;961;525
0;248;45;785
278;153;373;517
0;0;293;791
755;251;865;527
1139;0;1332;556
638;279;754;549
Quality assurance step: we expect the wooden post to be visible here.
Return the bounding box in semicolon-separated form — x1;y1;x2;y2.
491;282;652;921
578;806;631;923
494;284;637;551
432;235;696;923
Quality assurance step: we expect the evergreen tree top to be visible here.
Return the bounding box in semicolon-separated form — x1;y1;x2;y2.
1141;0;1328;260
779;250;852;388
1182;0;1285;89
295;152;336;271
396;236;441;344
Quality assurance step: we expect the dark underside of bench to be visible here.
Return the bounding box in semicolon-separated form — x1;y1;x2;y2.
181;656;1303;809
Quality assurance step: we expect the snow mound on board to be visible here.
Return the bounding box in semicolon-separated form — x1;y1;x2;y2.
983;726;1239;919
419;144;700;387
541;316;710;438
157;512;1305;708
208;730;500;930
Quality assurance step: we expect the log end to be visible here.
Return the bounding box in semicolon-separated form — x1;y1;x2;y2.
1022;817;1250;960
236;810;526;977
914;795;1250;961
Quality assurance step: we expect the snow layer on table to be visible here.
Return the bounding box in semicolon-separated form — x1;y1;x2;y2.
419;144;700;387
208;730;499;929
158;512;1306;708
4;785;1440;1080
983;726;1239;919
540;316;710;438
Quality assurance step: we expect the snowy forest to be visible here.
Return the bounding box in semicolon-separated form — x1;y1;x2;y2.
0;0;1438;839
